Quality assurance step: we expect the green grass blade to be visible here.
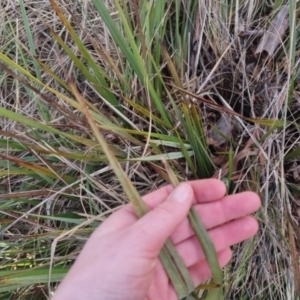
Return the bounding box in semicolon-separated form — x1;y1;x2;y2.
70;81;196;299
18;0;40;80
18;0;50;121
127;150;194;162
91;0;172;126
159;247;189;299
163;160;223;298
50;0;122;111
0;106;125;156
188;208;223;299
0;268;68;293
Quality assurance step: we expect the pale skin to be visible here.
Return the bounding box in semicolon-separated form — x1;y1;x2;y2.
53;179;261;300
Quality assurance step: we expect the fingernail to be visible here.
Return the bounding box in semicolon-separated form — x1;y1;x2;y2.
171;183;192;203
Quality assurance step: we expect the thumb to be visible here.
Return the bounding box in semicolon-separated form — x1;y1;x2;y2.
132;183;194;255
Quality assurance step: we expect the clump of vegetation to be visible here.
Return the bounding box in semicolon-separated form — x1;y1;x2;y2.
0;0;300;299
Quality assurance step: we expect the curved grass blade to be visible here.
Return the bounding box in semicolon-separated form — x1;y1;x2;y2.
188;209;223;300
163;161;224;299
69;79;194;299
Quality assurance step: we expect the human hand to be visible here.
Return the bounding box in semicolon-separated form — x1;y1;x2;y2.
52;179;260;300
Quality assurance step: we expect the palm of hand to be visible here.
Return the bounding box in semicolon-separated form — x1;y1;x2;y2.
53;179;260;300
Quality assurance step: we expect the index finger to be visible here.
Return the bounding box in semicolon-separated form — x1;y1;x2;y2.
142;179;227;209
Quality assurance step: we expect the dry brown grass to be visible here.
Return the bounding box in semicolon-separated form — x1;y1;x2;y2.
1;0;300;299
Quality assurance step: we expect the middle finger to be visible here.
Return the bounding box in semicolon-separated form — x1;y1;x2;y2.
170;192;260;244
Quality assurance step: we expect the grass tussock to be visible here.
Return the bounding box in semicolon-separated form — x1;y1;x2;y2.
0;0;300;299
